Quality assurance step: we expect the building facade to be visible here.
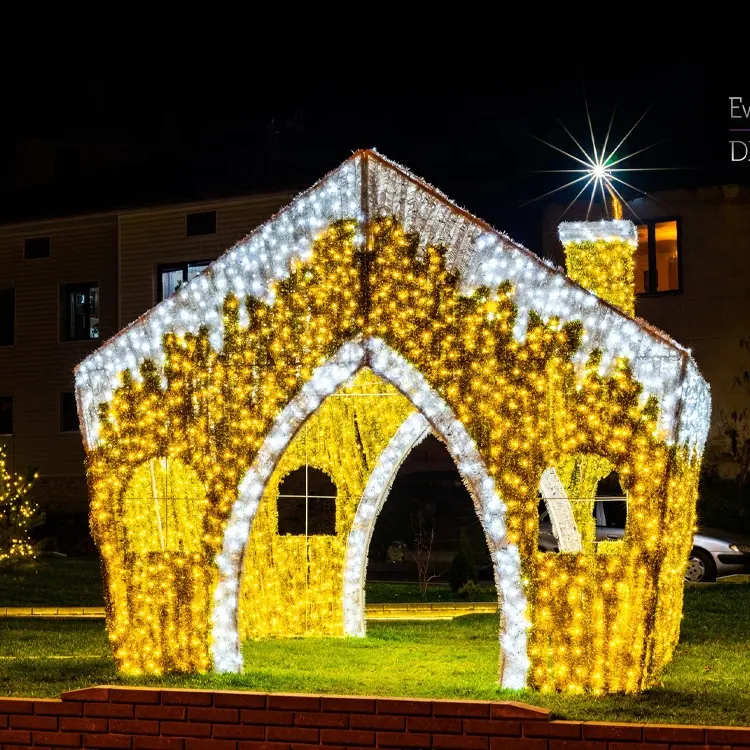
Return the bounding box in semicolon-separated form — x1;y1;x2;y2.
543;184;750;471
0;190;293;518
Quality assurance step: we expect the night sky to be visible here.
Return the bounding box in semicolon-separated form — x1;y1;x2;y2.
0;52;745;252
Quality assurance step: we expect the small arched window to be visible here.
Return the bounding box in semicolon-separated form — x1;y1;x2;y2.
277;466;337;536
122;457;204;553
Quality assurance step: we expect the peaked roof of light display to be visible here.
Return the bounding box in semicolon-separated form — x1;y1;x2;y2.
74;149;710;454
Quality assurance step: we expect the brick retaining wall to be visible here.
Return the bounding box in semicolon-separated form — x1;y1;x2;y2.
1;687;749;750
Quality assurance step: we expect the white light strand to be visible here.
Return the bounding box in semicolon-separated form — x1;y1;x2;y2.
343;413;431;637
363;338;529;689
538;468;583;553
74;156;362;450
677;359;712;454
366;154;708;453
211;339;367;673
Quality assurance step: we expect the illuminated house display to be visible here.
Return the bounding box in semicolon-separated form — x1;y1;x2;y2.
74;150;710;694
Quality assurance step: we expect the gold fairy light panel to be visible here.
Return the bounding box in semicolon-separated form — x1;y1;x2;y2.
74;149;709;694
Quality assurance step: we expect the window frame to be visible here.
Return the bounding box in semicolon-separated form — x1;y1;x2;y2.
157;260;212;303
277;466;338;537
59;392;79;433
0;395;12;435
0;287;14;346
185;210;217;237
23;235;51;260
59;281;100;343
635;216;683;297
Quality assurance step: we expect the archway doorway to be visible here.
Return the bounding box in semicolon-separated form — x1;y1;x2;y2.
213;337;529;689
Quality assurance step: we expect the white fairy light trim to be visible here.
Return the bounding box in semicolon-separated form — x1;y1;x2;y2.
677;359;712;452
342;424;583;636
364;154;708;454
342;413;431;638
364;338;529;690
212;337;530;689
211;338;367;673
74;156;362;451
538;468;582;553
557;220;638;246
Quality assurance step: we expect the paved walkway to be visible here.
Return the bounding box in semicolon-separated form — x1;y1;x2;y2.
4;577;749;619
0;602;497;619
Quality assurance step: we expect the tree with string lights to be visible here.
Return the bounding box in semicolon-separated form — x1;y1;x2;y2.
0;444;41;568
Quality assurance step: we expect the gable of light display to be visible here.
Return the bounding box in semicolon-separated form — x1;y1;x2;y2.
76;152;709;456
74;149;709;695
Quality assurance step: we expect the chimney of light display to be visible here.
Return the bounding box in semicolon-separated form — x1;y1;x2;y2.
558;195;638;316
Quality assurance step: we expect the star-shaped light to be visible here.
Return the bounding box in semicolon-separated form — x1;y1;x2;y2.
521;97;677;222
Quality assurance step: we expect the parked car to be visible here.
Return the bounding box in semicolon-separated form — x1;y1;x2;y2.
538;500;750;582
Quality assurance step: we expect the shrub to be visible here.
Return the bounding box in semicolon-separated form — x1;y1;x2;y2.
386;540;406;563
448;528;477;592
458;580;480;601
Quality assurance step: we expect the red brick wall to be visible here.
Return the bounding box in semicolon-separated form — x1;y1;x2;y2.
1;687;749;750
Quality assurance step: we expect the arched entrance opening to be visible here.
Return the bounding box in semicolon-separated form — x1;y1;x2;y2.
345;431;497;636
366;434;496;582
237;366;414;641
367;435;493;586
213;337;529;689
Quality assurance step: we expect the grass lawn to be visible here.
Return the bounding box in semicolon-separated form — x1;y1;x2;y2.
1;583;749;725
0;558;497;606
0;558;104;606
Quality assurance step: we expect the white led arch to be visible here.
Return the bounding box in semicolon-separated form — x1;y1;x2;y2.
342;412;431;638
342;431;583;633
211;336;530;689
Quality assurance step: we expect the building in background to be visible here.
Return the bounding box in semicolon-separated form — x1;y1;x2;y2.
543;184;750;472
0;190;294;528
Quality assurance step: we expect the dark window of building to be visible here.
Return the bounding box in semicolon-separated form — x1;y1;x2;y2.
24;236;51;260
0;396;12;435
0;288;14;346
277;466;336;536
60;283;99;341
60;392;79;432
186;211;216;237
157;261;211;301
635;218;681;294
